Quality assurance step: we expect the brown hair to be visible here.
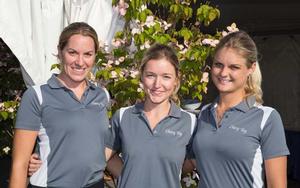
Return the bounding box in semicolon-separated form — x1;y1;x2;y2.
214;31;263;104
58;22;99;52
140;43;180;103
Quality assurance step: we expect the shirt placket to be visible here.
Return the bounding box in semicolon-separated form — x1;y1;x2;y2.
140;113;170;136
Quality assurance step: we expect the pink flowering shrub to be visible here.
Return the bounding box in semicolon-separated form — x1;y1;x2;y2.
96;0;238;116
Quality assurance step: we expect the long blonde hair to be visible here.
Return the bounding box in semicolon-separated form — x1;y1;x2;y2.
214;31;263;104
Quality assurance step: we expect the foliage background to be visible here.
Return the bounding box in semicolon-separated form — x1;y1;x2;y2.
0;39;26;157
0;1;238;187
95;0;225;118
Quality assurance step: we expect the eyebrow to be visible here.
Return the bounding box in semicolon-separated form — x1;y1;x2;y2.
213;60;242;66
66;48;94;53
144;71;174;75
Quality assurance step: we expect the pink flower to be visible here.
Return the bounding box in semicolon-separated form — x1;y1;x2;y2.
116;0;129;16
118;56;125;62
111;71;118;78
201;72;209;83
227;23;239;33
112;39;122;47
145;16;155;27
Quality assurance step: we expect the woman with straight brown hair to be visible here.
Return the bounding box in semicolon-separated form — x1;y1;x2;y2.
10;22;110;188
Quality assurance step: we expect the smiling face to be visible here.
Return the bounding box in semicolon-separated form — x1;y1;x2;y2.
211;47;256;97
58;34;96;86
141;58;178;105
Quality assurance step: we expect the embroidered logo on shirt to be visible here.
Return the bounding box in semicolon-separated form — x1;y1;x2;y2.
91;102;102;106
165;129;183;137
228;125;247;134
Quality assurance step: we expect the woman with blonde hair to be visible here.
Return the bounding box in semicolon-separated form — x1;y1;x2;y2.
187;30;289;188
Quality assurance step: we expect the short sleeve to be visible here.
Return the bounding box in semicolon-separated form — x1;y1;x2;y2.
186;131;196;159
261;109;290;160
105;109;122;152
15;87;41;131
186;115;198;159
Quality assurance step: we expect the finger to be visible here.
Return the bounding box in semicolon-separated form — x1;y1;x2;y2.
31;153;40;160
29;164;40;169
30;159;43;164
28;167;40;174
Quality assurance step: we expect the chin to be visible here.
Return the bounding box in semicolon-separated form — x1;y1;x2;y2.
149;97;169;104
70;76;87;83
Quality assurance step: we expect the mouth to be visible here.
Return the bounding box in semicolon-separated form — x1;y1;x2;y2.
150;90;164;96
71;66;86;74
218;77;232;84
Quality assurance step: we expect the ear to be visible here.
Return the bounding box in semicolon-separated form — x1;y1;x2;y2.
173;78;180;93
57;46;62;60
248;62;256;75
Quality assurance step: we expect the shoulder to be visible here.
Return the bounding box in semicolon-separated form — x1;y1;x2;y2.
180;108;196;119
112;105;135;122
253;104;282;129
197;103;212;120
91;85;111;105
179;109;197;134
21;83;48;104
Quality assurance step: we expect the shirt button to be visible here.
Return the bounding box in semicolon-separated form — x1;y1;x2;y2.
153;130;157;134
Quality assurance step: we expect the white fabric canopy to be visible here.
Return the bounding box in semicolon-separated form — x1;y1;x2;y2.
0;0;121;86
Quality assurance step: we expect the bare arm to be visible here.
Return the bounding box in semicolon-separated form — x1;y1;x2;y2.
265;156;287;188
182;159;196;174
105;147;115;161
9;129;38;188
106;154;123;178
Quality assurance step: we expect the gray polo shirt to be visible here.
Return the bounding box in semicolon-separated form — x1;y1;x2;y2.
107;102;196;188
191;96;289;188
15;74;110;188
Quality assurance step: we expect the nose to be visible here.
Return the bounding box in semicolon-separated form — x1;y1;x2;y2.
219;67;229;77
154;77;161;88
75;55;84;66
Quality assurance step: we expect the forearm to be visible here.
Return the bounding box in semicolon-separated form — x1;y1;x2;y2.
265;156;287;188
182;159;196;174
9;161;29;188
106;154;123;178
9;129;38;188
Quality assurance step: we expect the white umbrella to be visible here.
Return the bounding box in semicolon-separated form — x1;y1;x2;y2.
0;0;117;87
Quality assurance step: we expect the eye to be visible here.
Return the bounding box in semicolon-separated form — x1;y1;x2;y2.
163;75;172;80
229;65;240;70
212;62;223;68
145;73;155;78
68;50;77;56
84;52;94;57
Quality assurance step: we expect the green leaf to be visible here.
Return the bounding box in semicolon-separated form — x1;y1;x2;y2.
140;11;147;22
178;28;193;41
170;4;179;14
184;7;193;19
0;111;9;120
51;63;60;71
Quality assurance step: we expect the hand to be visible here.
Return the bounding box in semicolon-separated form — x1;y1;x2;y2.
28;153;42;176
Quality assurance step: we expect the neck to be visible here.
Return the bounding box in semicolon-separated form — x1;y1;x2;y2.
57;74;87;100
57;74;87;90
143;99;171;130
143;99;171;115
218;91;245;111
